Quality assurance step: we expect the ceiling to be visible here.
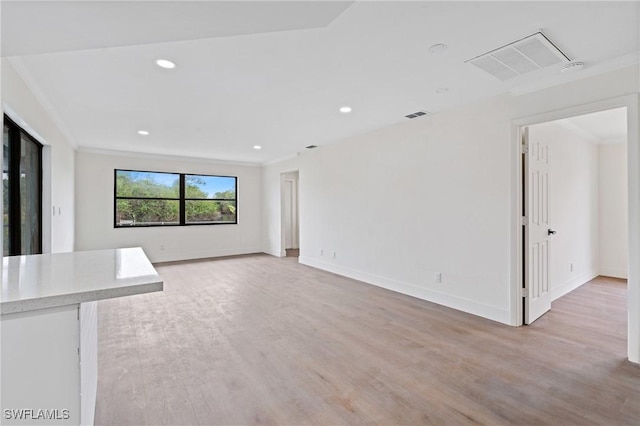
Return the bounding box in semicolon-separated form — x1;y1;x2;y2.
555;107;628;145
2;1;638;164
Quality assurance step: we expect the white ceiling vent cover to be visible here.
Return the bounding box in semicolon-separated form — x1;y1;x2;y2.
466;32;570;81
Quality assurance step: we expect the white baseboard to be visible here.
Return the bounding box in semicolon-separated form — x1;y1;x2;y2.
599;267;628;280
551;269;599;301
299;256;511;325
262;249;283;258
151;246;263;263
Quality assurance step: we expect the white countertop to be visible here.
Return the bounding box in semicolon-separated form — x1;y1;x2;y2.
1;247;163;315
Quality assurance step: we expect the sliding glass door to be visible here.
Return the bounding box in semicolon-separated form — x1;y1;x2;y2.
3;116;42;256
3;124;10;254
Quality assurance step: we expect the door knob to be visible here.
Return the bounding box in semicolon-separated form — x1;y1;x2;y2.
548;229;556;235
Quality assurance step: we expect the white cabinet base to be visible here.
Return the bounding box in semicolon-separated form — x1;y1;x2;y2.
1;248;163;425
1;302;97;425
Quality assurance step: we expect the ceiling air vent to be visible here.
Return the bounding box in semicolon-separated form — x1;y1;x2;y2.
405;110;430;119
305;145;318;149
466;32;570;81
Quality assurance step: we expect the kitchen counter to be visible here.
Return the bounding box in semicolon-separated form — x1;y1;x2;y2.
2;247;162;314
1;247;163;425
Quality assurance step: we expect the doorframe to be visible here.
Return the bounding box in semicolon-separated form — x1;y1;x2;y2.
279;170;299;257
510;94;640;363
282;177;299;250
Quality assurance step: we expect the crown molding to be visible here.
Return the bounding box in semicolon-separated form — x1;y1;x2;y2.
262;152;301;166
76;146;263;167
510;52;639;96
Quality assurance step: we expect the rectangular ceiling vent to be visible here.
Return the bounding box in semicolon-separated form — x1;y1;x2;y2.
405;110;430;119
466;32;570;81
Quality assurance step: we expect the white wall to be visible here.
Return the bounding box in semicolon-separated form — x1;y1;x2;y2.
262;65;639;327
530;121;599;301
2;58;76;254
297;103;514;323
75;151;262;263
599;142;628;278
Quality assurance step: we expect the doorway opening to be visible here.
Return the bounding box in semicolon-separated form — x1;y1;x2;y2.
281;171;299;258
521;107;628;325
510;95;640;361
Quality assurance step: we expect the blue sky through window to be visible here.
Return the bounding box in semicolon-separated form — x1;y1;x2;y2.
187;175;235;198
122;171;235;198
125;171;178;186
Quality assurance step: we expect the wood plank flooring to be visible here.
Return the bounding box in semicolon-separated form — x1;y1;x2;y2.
94;255;640;425
285;249;300;258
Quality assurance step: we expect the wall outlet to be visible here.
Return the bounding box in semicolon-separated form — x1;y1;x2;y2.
435;272;442;283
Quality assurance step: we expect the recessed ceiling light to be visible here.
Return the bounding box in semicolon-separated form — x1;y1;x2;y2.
137;130;150;135
429;43;448;54
253;145;262;150
156;59;176;69
339;106;352;114
436;87;449;94
561;62;584;73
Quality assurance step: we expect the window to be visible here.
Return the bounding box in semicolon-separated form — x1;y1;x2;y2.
114;169;237;227
3;115;43;256
184;174;237;224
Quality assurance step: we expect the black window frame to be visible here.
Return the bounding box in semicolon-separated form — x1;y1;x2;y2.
3;115;43;256
114;169;238;228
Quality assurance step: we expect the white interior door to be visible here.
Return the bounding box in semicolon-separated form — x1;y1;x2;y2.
291;178;299;249
283;180;293;249
525;127;553;324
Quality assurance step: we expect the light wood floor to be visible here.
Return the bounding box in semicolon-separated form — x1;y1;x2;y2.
95;255;640;425
285;249;300;258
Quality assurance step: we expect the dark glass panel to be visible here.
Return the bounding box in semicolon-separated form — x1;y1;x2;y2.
185;175;236;199
3;125;9;254
19;134;41;254
116;199;179;226
185;200;236;224
116;170;179;199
